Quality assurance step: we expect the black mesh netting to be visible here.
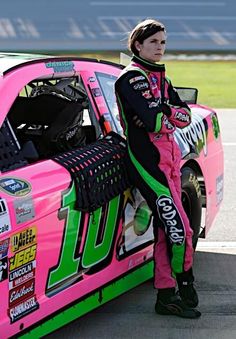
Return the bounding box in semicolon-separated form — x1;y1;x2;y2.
52;132;131;212
0;120;28;173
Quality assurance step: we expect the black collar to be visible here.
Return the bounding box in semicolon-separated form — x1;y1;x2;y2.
132;55;165;72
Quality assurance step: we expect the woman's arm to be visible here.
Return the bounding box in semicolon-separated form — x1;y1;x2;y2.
115;71;175;134
162;78;192;129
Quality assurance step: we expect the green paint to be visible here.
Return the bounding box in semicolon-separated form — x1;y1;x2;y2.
211;113;220;139
82;196;120;268
47;186;120;293
47;183;82;290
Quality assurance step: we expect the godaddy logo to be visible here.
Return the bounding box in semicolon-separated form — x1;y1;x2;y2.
156;196;185;245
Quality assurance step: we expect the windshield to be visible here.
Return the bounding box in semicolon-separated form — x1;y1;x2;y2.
95;72;123;135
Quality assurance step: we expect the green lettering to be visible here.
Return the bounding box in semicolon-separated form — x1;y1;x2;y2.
47;184;121;295
82;196;120;268
47;183;82;290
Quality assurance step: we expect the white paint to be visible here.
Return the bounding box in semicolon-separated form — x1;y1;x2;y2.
197;241;236;248
223;142;236;146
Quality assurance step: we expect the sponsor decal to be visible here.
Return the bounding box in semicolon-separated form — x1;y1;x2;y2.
0;238;10;259
9;278;35;307
148;101;159;108
66;126;79;141
163;116;174;130
174;111;190;123
0;177;31;197
150;84;158;91
141;90;152;99
0;256;8;282
0;223;11;235
13;197;35;224
46;185;154;296
174;113;208;157
11;227;36;253
133;82;149;90
8;295;39;323
9;245;37;272
211;112;220;139
150;76;158;84
189;173;201;198
45;61;74;73
150;76;158;90
156;195;185;245
9;261;36;283
129;75;145;84
0;198;11;235
216;174;224;205
0;197;7;215
92;88;102;97
9;268;35;289
88;77;96;82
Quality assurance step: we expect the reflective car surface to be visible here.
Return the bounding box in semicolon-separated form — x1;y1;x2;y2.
0;54;224;338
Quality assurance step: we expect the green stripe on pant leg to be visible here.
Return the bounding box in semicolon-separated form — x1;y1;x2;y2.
171;243;185;273
128;146;185;275
127;145;170;197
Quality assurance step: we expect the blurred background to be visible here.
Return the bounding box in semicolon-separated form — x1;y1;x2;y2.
1;0;235;53
1;0;235;108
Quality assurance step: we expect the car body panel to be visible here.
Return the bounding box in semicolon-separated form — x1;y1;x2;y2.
0;54;223;337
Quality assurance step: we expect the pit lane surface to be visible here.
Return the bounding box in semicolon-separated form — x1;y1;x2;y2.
45;109;236;339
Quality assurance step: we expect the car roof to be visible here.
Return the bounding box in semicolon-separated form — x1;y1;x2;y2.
0;52;123;76
0;52;49;75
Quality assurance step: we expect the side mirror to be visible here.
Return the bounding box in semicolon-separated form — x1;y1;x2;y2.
175;87;198;104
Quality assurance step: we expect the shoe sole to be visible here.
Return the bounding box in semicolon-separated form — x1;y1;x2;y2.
155;303;201;319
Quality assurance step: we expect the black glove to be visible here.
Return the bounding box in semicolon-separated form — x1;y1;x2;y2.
161;103;172;117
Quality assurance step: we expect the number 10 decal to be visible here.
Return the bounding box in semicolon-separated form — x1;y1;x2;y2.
46;183;121;296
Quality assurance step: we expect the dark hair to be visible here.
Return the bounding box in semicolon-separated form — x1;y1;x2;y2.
128;19;166;55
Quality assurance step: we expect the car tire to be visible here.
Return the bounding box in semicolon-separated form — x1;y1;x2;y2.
181;167;202;249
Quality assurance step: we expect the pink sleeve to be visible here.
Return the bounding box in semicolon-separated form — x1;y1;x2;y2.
168;105;192;129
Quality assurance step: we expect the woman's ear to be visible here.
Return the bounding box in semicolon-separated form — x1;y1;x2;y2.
134;41;141;52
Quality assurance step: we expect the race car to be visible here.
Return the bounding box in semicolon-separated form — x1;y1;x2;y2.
0;53;224;338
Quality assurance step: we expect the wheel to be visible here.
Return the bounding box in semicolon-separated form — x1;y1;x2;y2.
181;167;202;248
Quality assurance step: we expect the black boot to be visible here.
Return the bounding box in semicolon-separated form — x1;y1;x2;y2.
176;268;199;308
155;288;201;319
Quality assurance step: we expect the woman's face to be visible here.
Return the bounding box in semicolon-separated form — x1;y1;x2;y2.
135;30;166;63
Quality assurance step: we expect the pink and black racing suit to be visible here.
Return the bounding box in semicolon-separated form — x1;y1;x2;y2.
115;55;194;289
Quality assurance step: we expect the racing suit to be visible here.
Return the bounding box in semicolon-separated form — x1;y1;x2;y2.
115;55;193;289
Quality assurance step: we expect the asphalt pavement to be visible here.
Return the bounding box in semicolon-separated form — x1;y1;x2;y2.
45;109;236;339
46;245;236;339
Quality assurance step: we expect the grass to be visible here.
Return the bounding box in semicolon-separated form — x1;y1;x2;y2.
49;51;236;108
163;60;236;109
54;51;236;108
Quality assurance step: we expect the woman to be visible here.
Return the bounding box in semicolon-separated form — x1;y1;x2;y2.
115;19;201;318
